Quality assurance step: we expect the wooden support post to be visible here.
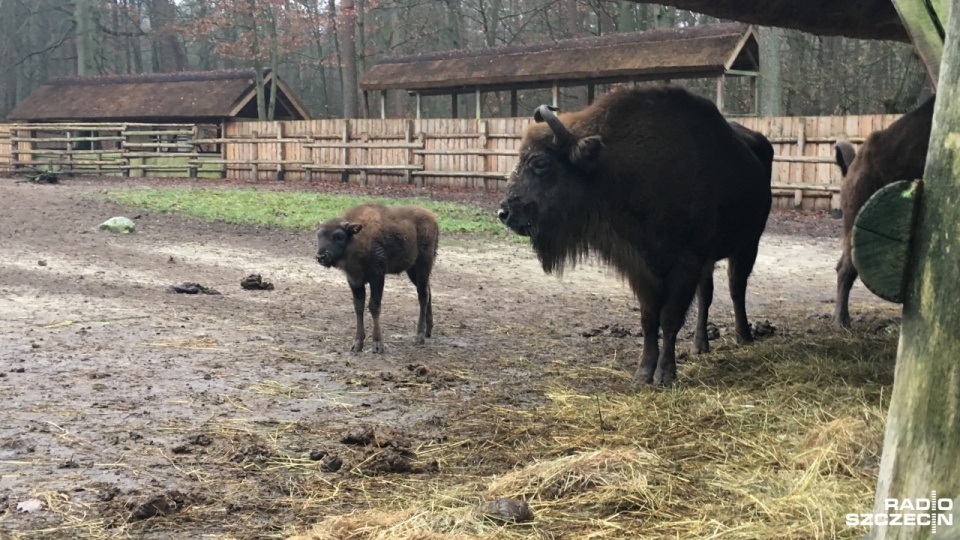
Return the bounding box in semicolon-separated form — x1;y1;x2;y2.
404;120;414;185
341;121;350;183
479;120;489;192
891;0;946;85
251;131;259;182
65;130;74;174
219;121;227;179
749;76;758;117
380;90;387;119
451;93;459;119
510;89;518;117
587;84;595;105
415;92;422;120
359;132;369;187
415;131;426;189
864;4;960;538
362;90;370;119
188;125;199;178
551;82;559;108
304;137;314;183
475;89;482;120
275;122;285;181
715;75;725;113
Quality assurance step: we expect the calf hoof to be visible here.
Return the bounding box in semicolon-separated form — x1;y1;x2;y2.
652;366;676;386
350;340;364;353
371;341;386;354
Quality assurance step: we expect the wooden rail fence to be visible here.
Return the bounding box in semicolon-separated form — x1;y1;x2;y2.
0;113;904;211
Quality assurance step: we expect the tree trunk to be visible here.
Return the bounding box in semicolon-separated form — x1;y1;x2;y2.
267;6;279;121
75;0;97;75
328;0;344;117
388;5;405;117
484;0;502;47
148;0;187;72
445;0;463;49
340;0;359;119
865;4;960;539
759;26;783;116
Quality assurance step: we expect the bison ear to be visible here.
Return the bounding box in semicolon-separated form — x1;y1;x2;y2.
835;140;857;176
570;135;602;169
347;223;363;235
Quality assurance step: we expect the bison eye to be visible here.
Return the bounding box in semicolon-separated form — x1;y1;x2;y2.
333;231;345;242
530;156;550;175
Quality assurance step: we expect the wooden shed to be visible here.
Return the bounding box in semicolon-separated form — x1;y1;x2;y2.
361;22;760;118
6;68;311;123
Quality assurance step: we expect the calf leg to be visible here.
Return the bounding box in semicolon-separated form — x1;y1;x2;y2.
834;244;857;329
728;244;760;343
425;285;434;338
693;262;715;354
368;274;386;354
350;283;366;353
653;263;702;386
407;268;431;345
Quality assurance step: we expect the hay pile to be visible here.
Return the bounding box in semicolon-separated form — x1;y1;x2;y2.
288;320;896;540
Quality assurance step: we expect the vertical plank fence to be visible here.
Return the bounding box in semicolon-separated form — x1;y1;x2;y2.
0;113;905;211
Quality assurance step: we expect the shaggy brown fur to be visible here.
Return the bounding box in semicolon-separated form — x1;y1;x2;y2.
832;96;933;328
316;203;439;353
499;86;772;386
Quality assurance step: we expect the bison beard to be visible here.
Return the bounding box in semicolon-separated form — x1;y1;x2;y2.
499;86;773;386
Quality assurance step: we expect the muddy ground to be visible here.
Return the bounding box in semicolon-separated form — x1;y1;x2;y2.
0;177;893;538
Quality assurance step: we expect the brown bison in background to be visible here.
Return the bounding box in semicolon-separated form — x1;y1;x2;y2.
498;86;773;385
316;203;439;353
832;96;934;328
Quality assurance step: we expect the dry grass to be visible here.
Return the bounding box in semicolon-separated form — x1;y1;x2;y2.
285;317;898;540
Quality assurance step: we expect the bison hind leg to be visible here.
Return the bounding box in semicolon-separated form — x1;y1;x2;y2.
728;245;760;344
407;267;433;344
834;248;858;328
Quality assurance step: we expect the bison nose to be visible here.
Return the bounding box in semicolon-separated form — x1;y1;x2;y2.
317;252;328;264
498;208;509;223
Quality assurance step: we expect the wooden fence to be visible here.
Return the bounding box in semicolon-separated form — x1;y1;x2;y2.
0;113;904;211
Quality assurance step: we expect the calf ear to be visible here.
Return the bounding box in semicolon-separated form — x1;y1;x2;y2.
570;135;603;169
835;140;857;176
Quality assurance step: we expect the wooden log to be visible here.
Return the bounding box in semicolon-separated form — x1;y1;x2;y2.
850;180;922;303
276;122;285;181
189;125;199;178
864;4;960;538
891;0;945;84
360;132;369;186
304;136;315;183
404;120;414;185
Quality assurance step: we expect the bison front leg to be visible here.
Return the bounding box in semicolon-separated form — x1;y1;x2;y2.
350;283;366;353
693;263;715;354
653;265;701;386
634;305;661;385
368;274;386;353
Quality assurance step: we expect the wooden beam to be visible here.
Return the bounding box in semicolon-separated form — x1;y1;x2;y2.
865;3;960;538
551;82;559;108
451;93;459;119
475;89;482;120
415;92;422;120
380;90;387;119
510;89;518;117
715;76;725;113
891;0;946;85
587;84;595;104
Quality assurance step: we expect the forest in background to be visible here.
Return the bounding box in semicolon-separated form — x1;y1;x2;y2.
0;0;935;121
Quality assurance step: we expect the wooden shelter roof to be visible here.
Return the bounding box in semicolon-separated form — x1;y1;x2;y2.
361;23;759;95
632;0;909;42
6;69;312;123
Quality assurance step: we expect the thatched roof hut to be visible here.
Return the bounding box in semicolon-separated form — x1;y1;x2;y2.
6;69;311;123
360;23;759;118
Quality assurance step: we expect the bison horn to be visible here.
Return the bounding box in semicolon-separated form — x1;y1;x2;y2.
534;105;573;146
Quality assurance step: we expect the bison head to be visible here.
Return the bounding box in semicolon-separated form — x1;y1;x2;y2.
316;220;363;268
498;105;603;271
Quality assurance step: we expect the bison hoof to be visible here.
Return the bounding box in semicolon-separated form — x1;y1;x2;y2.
652;366;676;386
371;341;386;354
425;328;432;338
415;334;425;345
633;366;655;386
350;340;364;353
694;338;710;354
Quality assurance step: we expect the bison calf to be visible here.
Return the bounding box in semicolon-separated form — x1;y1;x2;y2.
316;203;439;353
832;96;933;328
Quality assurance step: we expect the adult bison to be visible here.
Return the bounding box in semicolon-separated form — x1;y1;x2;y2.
498;86;772;385
832;96;934;328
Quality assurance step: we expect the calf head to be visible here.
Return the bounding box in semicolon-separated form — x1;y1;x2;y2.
316;220;363;268
498;105;603;270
